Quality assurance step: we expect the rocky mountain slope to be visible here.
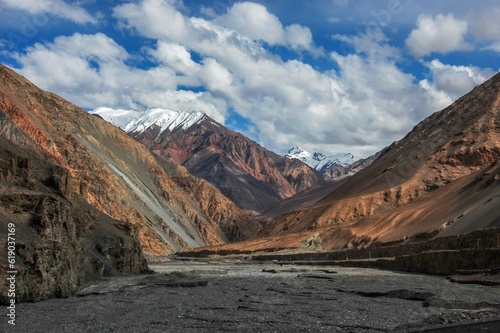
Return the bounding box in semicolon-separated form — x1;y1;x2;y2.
191;72;500;253
263;72;500;244
0;66;260;264
94;108;322;214
0;133;148;303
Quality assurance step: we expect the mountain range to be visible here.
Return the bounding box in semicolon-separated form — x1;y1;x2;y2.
1;62;499;303
285;146;354;171
188;72;500;253
0;65;260;301
93;107;322;214
284;146;378;180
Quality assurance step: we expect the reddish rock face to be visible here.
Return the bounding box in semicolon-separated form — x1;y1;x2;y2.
202;72;500;253
130;115;323;214
0;64;261;262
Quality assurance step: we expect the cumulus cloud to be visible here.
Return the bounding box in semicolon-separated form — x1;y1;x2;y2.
8;0;497;158
15;33;127;93
113;0;193;41
468;8;500;40
468;8;500;53
214;2;317;52
215;2;285;45
13;32;227;123
0;0;97;24
419;59;496;102
406;14;471;57
285;24;316;51
149;41;200;76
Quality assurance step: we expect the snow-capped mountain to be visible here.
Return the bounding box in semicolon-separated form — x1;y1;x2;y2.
285;146;355;172
90;107;322;213
91;107;141;128
91;107;206;136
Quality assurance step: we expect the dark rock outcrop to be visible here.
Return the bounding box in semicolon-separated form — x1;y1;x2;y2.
0;135;147;303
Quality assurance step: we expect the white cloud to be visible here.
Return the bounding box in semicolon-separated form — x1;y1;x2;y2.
113;0;193;41
285;24;315;51
420;59;496;102
13;32;227;123
198;58;235;94
468;8;500;53
14;33;126;93
149;41;200;76
9;0;497;159
215;2;285;45
484;42;500;53
200;5;217;18
468;8;500;41
406;14;471;57
214;1;317;52
333;29;400;60
0;0;97;24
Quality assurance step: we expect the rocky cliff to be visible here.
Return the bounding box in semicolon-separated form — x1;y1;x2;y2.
0;134;148;303
0;64;261;301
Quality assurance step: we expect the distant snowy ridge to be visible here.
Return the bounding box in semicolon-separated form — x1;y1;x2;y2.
91;107;206;136
285;146;354;171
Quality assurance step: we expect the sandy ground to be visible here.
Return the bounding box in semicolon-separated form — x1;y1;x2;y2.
5;259;500;333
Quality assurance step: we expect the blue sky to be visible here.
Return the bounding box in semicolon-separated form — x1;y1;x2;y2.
0;0;499;157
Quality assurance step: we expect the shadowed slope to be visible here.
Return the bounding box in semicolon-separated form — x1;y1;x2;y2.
0;64;260;257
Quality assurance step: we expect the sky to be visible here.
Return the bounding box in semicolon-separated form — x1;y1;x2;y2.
0;0;499;158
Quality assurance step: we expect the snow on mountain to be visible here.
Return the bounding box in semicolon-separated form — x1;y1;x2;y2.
91;107;142;128
91;107;206;136
123;108;206;135
285;146;354;171
93;107;354;174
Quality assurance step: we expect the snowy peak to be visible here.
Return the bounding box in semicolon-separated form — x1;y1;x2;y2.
123;108;206;135
285;146;309;163
91;107;206;136
285;146;354;171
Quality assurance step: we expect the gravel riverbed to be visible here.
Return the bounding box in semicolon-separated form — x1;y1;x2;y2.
6;259;500;332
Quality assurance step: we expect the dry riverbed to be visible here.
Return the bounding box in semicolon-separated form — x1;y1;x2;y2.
6;259;500;332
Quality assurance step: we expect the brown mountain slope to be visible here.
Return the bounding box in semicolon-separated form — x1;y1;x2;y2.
0;64;260;258
191;72;500;253
261;72;500;237
128;115;322;214
0;133;148;303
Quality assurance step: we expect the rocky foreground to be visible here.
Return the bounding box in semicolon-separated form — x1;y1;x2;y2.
8;259;500;333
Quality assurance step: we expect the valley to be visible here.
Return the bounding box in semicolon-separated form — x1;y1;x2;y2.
1;52;500;333
2;1;500;332
10;259;500;332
